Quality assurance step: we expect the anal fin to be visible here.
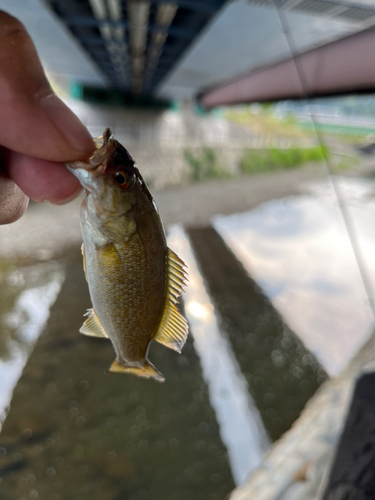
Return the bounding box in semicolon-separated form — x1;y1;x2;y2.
80;309;109;339
108;359;165;382
154;248;189;353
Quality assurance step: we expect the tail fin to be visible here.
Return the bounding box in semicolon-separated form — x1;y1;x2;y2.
108;359;165;382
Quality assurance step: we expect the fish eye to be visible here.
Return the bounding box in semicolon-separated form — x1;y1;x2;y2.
115;172;130;188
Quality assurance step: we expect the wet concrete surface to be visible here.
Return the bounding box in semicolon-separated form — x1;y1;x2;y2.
0;257;64;426
0;164;329;259
0;227;328;499
168;225;271;485
0;250;234;500
1;163;374;499
187;227;326;442
213;177;375;375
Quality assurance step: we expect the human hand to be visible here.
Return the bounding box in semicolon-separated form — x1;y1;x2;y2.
0;11;95;225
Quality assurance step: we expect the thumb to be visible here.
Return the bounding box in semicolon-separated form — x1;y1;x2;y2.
0;11;95;162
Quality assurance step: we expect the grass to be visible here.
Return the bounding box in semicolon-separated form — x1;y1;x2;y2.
224;107;311;139
184;147;231;181
240;145;330;174
184;143;332;182
224;106;373;145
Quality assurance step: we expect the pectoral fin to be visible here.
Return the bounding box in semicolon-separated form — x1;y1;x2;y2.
80;309;109;339
154;248;189;353
108;359;165;382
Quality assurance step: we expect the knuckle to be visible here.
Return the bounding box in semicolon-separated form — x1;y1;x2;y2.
0;11;26;39
0;176;29;225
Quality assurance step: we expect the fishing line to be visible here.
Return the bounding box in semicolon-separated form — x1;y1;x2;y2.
273;0;375;320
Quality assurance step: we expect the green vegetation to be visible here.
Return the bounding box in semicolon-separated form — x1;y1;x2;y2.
224;107;310;139
184;147;231;181
332;156;357;173
240;145;329;174
224;104;374;143
184;144;330;182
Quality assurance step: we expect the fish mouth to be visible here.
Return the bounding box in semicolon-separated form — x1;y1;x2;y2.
66;128;114;174
65;128;141;196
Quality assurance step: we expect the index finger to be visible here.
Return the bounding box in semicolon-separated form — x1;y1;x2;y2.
0;11;95;162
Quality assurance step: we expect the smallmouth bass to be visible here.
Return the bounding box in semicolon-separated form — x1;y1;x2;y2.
66;129;188;382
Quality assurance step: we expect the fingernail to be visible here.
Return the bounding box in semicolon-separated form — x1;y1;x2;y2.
49;185;83;206
40;93;95;155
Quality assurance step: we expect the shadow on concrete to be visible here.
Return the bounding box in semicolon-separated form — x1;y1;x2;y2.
187;226;326;442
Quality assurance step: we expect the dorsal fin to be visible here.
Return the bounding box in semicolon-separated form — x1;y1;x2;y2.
80;309;109;339
154;248;189;353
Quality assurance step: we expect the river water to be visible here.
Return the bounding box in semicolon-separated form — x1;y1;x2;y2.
0;176;374;499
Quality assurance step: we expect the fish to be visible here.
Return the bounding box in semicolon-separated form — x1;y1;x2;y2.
66;128;188;382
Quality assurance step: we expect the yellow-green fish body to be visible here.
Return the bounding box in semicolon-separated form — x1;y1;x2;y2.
66;129;188;381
